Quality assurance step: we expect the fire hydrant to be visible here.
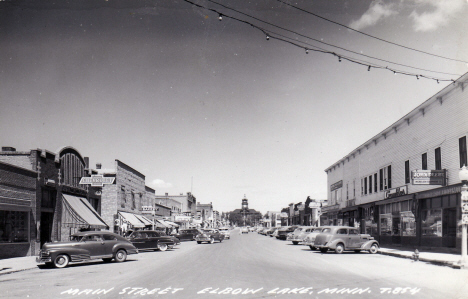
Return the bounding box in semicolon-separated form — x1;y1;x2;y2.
412;249;420;262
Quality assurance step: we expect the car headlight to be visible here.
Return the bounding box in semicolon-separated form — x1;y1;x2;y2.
42;250;50;255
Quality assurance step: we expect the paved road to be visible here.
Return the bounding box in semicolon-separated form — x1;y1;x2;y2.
1;229;467;298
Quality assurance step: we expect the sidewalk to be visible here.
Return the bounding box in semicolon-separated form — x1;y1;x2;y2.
0;248;466;276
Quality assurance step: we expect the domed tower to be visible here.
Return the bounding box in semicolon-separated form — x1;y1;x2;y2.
242;195;249;211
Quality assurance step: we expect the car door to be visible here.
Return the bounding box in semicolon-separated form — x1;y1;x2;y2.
79;234;105;257
101;234;118;257
130;232;147;250
347;229;361;249
146;231;159;249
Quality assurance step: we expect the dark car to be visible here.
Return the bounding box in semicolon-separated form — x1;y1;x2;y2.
36;231;138;268
195;229;225;244
314;226;379;254
127;230;180;252
276;226;298;240
173;228;202;241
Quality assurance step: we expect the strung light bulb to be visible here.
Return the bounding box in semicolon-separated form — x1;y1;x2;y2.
305;48;309;54
266;35;270;40
368;65;371;71
338;56;342;62
416;75;419;80
218;14;223;21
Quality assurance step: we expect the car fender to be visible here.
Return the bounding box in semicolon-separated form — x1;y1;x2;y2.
112;243;137;255
360;240;379;250
48;247;90;261
326;238;346;249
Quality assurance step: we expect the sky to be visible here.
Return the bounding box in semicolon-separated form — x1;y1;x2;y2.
1;0;468;214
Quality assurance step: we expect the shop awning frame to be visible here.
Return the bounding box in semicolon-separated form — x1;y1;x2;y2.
62;194;108;229
119;211;146;228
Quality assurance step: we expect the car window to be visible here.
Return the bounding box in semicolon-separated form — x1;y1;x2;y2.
336;229;348;235
322;228;331;233
103;234;117;241
84;234;103;241
349;229;359;235
70;235;82;242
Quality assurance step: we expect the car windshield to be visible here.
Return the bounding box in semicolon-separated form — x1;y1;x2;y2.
70;235;83;242
322;228;332;233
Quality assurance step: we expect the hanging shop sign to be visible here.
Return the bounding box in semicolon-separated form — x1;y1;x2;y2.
141;206;155;214
330;180;343;191
384;185;408;199
79;175;115;187
411;170;446;185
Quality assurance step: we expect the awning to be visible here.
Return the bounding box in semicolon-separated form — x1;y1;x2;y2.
164;220;179;227
134;214;153;226
62;194;108;229
119;211;146;228
154;219;171;228
375;194;414;206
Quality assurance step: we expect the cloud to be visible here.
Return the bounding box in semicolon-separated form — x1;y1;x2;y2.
151;179;173;188
349;0;397;30
410;0;465;32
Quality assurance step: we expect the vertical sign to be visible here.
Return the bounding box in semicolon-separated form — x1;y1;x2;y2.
462;189;468;224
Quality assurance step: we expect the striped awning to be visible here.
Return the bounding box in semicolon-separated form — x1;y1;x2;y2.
62;194;108;229
119;211;146;228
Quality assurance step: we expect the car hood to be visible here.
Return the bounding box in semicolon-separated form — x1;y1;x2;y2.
42;241;80;249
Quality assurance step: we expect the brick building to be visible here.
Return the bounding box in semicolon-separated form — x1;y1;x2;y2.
155;193;197;229
197;202;213;227
324;72;468;251
0;146;107;258
99;160;153;236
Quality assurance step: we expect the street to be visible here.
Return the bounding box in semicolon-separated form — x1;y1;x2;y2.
1;229;467;299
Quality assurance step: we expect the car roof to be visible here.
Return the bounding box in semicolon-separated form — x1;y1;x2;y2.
72;231;117;236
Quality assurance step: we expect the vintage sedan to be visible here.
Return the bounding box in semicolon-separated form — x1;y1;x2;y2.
302;227;331;250
240;227;249;234
287;226;316;245
173;228;202;241
36;231;138;268
127;230;180;251
195;229;225;244
218;227;231;239
314;226;379;254
276;226;298;240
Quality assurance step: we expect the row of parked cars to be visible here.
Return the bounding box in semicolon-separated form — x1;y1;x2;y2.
37;227;232;268
259;225;379;254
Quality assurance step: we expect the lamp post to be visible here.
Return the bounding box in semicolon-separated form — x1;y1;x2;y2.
458;165;468;268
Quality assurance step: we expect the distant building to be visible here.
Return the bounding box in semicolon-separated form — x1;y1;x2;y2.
197;202;213;227
227;195;262;227
154;192;197;229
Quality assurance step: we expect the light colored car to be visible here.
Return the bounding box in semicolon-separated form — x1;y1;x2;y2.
314;226;379;254
240;227;249;234
302;227;330;250
287;226;316;245
219;227;231;239
195;229;225;244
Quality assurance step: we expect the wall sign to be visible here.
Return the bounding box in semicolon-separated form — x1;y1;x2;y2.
384;185;408;199
411;170;446;185
79;175;115;187
330;180;343;191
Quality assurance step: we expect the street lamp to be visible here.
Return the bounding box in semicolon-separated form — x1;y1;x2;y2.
458;165;468;268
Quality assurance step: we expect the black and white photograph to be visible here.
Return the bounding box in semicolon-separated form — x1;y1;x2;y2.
1;0;468;298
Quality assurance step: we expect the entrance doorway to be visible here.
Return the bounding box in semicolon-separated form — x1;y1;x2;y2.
40;212;54;247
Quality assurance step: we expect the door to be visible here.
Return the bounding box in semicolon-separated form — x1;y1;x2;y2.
443;208;457;248
40;212;54;247
78;234;106;257
347;229;361;249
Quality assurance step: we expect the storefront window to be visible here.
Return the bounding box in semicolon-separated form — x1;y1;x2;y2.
380;214;392;236
401;211;416;236
0;210;29;243
422;209;442;237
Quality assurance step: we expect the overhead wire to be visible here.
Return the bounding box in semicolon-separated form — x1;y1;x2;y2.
275;0;468;64
183;0;460;84
206;0;461;77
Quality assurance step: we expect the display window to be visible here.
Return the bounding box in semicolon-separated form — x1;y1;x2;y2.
421;209;442;237
401;211;416;236
0;210;29;243
380;214;392;236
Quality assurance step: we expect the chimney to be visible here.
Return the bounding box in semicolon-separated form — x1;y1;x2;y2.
96;163;102;169
2;147;16;152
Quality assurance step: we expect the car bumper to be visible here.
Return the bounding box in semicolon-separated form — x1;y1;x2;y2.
195;237;211;242
36;256;52;263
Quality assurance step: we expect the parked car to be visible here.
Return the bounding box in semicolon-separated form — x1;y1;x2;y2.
287;226;316;245
36;231;138;268
271;228;279;238
276;226;298;240
266;227;278;237
302;227;330;250
219;227;231;239
314;226;379;254
195;229;225;244
240;227;249;234
173;228;202;241
126;230;180;251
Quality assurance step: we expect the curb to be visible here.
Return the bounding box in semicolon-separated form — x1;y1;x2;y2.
378;250;459;269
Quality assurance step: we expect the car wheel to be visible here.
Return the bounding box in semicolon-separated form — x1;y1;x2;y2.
369;243;379;254
102;258;113;263
197;241;201;244
209;238;215;244
158;243;168;252
309;246;316;250
292;241;299;245
115;249;127;262
320;248;328;253
53;254;69;268
335;243;345;254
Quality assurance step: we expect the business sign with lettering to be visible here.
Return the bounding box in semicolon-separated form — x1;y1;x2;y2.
330;180;343;191
79;175;115;187
411;170;446;185
384;185;408;199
